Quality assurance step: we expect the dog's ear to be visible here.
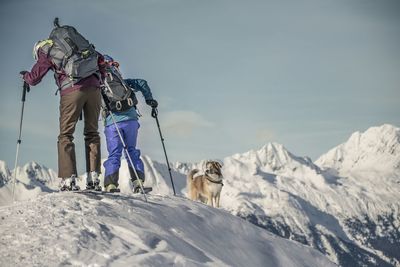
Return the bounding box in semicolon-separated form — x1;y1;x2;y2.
205;161;212;169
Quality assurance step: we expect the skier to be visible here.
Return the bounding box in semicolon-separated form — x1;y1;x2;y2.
20;19;105;191
101;55;158;193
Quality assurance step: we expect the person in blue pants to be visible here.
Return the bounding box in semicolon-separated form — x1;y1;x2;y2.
102;55;158;192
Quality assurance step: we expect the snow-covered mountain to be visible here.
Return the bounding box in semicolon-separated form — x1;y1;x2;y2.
0;186;334;266
1;124;399;266
215;125;399;266
0;161;11;187
316;124;400;174
0;161;58;204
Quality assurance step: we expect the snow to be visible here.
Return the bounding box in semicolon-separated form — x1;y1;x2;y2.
0;161;11;187
217;125;400;220
316;124;400;174
209;125;400;265
0;161;58;205
1;124;399;266
0;192;333;266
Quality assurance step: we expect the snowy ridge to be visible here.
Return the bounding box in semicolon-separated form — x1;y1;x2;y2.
0;161;11;187
0;160;58;205
216;125;400;266
0;191;334;266
1;124;399;266
316;124;400;174
173;125;400;266
231;142;318;173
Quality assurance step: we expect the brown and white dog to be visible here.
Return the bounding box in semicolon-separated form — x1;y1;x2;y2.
187;161;224;208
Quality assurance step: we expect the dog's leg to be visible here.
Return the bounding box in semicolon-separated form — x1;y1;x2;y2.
215;194;220;208
207;193;214;207
212;197;216;208
206;195;211;206
189;188;197;201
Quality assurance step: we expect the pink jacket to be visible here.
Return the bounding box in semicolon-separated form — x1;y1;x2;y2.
23;49;104;96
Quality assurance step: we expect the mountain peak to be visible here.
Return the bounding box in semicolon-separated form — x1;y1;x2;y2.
14;161;57;186
228;142;318;175
316;124;400;172
0;161;11;186
261;142;288;154
259;142;295;168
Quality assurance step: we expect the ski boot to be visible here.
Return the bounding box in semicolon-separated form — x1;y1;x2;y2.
132;179;148;194
60;175;80;191
86;171;102;191
129;168;146;193
105;183;120;193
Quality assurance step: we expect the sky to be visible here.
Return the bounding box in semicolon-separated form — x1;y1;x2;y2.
0;0;399;174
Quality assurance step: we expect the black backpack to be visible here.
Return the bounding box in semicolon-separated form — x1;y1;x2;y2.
103;64;138;112
48;18;99;90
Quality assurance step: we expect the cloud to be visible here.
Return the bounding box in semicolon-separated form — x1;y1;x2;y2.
161;110;214;137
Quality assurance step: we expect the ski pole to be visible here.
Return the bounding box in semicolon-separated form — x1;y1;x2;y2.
12;81;30;201
151;107;176;196
100;89;148;202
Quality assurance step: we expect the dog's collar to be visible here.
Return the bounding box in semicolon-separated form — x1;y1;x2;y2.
205;175;224;186
205;169;221;176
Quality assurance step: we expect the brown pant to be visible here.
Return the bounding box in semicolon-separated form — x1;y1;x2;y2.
58;88;101;178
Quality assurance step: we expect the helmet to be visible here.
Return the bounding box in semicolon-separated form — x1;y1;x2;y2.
32;39;53;60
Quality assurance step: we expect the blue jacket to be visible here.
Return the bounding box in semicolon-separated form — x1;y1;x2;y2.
104;79;154;127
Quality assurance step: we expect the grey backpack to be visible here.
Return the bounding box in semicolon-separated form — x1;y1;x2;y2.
48;20;99;90
103;64;138;112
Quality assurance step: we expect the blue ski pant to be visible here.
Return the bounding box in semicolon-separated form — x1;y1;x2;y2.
103;120;144;177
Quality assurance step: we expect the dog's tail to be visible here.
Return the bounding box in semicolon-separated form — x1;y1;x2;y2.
187;169;199;185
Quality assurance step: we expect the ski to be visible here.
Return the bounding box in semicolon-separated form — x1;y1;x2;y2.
73;187;153;194
134;187;152;195
79;189;118;194
85;185;102;191
71;187;152;196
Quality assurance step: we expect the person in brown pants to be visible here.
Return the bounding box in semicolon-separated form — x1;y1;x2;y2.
21;36;105;191
58;88;102;186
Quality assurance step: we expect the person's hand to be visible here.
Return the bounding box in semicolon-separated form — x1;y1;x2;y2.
20;70;28;79
146;99;158;108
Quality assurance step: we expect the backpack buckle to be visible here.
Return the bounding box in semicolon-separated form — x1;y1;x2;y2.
116;101;122;111
127;98;134;107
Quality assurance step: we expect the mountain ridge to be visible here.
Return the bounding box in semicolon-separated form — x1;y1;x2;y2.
0;190;335;266
316;124;400;174
1;124;399;266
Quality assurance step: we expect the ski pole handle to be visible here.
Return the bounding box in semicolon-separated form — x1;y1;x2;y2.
22;82;30;102
54;17;60;28
151;107;158;118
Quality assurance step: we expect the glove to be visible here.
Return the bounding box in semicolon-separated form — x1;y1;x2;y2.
20;70;28;78
146;99;158;108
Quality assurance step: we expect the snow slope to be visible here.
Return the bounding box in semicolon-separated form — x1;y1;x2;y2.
0;192;334;267
316;124;400;174
1;124;399;266
216;125;400;266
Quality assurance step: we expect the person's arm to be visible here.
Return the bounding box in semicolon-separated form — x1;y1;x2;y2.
22;50;52;86
125;79;154;100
